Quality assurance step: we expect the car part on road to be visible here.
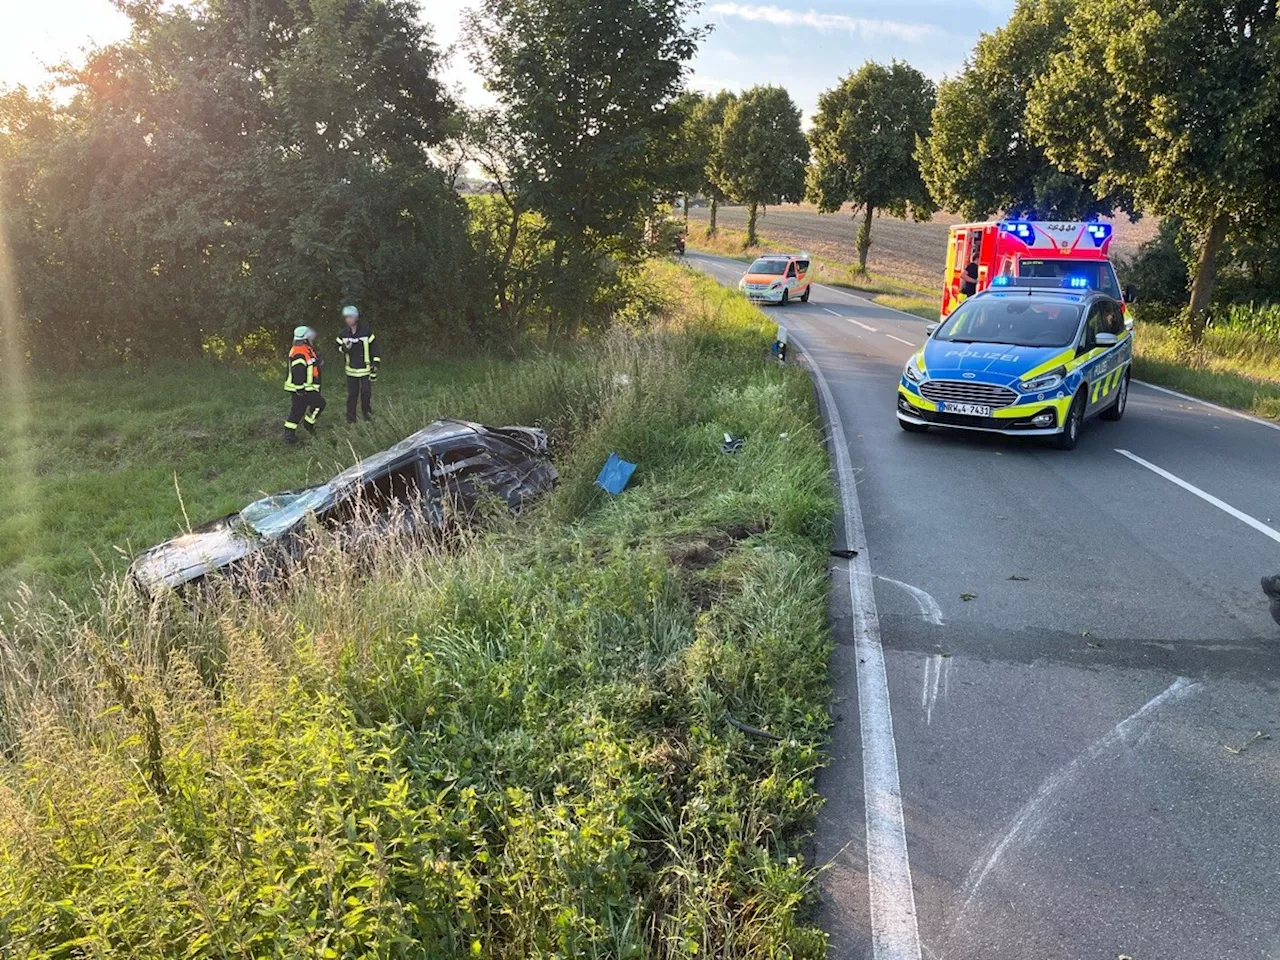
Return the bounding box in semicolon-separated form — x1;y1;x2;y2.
1262;575;1280;627
129;420;557;597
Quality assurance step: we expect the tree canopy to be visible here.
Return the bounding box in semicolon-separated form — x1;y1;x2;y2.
918;0;1127;221
1;0;469;369
1026;0;1280;326
808;61;935;272
717;86;808;247
470;0;701;337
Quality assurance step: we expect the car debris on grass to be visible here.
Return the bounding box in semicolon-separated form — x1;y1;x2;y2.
129;420;557;596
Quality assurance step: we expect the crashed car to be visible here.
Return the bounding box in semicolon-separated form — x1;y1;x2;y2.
129;420;557;596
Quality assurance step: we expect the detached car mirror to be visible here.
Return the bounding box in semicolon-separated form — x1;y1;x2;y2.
925;323;939;337
1123;284;1138;304
1094;332;1119;348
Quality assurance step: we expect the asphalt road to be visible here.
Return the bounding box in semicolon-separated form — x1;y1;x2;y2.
687;251;1280;960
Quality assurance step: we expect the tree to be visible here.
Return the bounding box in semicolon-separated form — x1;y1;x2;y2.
918;0;1128;220
717;86;808;246
470;0;702;338
1026;0;1280;334
693;90;737;236
807;61;935;273
0;0;469;369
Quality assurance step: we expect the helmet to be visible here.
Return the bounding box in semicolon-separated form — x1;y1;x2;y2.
341;305;359;319
293;325;316;342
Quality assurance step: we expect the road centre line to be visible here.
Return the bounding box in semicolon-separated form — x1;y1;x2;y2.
824;307;844;317
850;319;879;333
884;334;915;347
1115;449;1280;546
796;335;923;960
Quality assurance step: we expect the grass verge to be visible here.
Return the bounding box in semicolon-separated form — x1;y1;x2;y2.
688;225;939;321
0;262;836;958
1132;320;1280;420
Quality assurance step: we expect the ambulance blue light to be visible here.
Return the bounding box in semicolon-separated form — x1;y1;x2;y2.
991;274;1013;286
1066;275;1090;289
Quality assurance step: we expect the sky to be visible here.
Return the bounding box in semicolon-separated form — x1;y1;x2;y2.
1;0;1016;122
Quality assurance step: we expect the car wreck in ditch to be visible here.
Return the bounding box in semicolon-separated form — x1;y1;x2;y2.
129;420;558;597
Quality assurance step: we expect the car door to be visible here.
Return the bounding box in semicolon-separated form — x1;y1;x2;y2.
796;258;810;290
1078;302;1109;416
1081;302;1123;414
784;261;797;293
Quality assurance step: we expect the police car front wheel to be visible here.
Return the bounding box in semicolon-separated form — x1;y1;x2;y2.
1054;390;1086;450
1100;370;1129;421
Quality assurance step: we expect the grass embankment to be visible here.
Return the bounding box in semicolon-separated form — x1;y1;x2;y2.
0;262;836;958
688;224;940;321
1132;318;1280;420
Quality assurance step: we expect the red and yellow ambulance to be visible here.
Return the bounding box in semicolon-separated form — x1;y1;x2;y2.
940;220;1133;320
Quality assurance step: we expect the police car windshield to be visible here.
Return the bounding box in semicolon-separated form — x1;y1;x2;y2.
748;258;788;275
936;298;1082;348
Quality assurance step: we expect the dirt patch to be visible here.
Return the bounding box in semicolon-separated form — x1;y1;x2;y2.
667;519;769;571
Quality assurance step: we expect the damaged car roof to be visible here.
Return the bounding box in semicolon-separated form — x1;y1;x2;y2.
130;420;557;596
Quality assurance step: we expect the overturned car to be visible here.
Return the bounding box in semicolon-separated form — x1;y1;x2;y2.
130;420;557;597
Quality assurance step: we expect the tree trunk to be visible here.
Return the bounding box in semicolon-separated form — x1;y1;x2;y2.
682;193;689;232
709;196;718;236
856;204;874;274
1187;212;1229;342
746;201;759;247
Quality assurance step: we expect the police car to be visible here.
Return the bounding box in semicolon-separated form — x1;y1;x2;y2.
896;277;1132;450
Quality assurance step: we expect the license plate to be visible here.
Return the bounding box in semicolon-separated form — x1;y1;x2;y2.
943;402;992;417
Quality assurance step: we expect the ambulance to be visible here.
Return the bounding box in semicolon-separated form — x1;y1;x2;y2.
940;220;1135;320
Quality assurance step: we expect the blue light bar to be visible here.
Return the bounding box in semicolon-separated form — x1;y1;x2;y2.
1066;275;1090;289
991;274;1013;286
1085;222;1112;246
1001;220;1033;240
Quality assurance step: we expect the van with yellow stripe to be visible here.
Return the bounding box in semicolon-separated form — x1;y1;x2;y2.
896;276;1131;450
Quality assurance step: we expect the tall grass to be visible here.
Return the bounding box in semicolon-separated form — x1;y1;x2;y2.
0;263;835;958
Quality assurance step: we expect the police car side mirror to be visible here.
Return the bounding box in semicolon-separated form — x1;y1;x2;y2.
1094;332;1118;348
926;323;939;337
1123;284;1138;304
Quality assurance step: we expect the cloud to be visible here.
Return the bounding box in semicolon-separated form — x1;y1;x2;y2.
707;3;937;43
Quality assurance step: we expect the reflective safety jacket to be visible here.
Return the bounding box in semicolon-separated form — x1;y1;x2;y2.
336;321;380;377
285;342;321;392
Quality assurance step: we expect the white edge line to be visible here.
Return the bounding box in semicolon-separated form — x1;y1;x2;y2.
796;333;923;960
1115;448;1280;545
885;334;915;347
1132;379;1280;433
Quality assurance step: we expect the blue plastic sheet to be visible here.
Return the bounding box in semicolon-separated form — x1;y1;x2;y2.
596;453;636;495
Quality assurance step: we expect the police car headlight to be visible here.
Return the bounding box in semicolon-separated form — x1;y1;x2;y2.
904;355;926;383
1019;366;1066;393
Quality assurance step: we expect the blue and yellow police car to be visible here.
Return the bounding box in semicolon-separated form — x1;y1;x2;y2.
896;277;1132;450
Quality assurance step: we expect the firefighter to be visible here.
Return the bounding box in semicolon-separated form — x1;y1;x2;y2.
335;305;379;423
284;326;324;444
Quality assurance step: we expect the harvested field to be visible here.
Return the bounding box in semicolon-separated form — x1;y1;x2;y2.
688;203;1159;292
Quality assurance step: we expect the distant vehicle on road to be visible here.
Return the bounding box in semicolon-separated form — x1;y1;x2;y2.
739;253;811;305
129;420;557;597
897;277;1132;450
941;220;1136;321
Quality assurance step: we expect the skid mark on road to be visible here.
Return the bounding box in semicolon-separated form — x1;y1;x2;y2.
919;655;951;726
876;575;944;625
942;676;1200;956
1116;449;1280;546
